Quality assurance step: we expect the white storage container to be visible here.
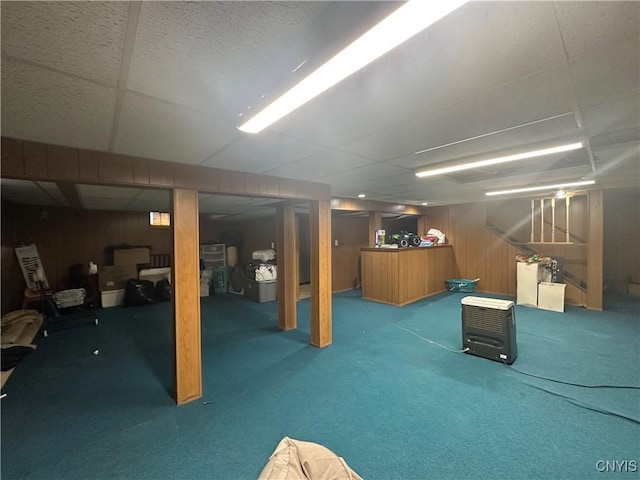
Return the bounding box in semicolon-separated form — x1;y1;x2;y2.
101;289;125;308
517;262;544;307
538;282;566;312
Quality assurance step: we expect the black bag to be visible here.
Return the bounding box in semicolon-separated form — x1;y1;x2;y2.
155;278;172;302
124;279;156;306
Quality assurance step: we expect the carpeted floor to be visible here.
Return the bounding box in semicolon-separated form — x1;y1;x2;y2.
1;290;638;479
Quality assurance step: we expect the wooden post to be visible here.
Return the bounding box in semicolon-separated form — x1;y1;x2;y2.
540;198;545;243
276;205;297;330
566;195;571;243
530;200;535;243
310;200;332;347
551;197;556;243
368;211;382;247
586;189;603;310
172;188;202;405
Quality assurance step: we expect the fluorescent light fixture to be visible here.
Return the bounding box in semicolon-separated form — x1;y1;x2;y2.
415;141;584;178
238;0;467;133
358;193;366;198
485;180;595;197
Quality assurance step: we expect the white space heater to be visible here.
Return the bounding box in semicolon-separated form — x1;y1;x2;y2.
461;296;517;364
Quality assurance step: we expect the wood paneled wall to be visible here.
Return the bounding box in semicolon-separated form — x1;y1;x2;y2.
1;200;26;314
1;201;173;314
332;216;369;292
429;200;591;306
603;190;640;294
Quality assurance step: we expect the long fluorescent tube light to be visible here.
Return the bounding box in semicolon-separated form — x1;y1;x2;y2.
415;141;584;178
238;0;467;133
485;180;596;196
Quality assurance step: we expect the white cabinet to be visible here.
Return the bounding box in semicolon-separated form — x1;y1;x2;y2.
200;244;226;269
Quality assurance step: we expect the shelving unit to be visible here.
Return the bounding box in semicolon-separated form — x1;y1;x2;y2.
200;244;226;269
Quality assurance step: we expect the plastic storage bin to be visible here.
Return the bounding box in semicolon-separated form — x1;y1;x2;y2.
446;278;478;293
243;279;277;302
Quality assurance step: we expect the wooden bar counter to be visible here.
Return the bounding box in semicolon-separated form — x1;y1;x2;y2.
360;245;455;306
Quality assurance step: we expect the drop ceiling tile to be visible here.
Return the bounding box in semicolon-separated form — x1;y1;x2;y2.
204;131;325;173
570;40;640;109
36;182;70;206
266;150;377;180
554;2;640;59
341;65;574;163
1;59;116;150
114;93;239;164
314;163;410;187
135;188;172;204
78;185;142;200
1;2;128;86
128;2;328;115
82;198;134;211
581;95;640;137
273;2;563;149
0;179;65;206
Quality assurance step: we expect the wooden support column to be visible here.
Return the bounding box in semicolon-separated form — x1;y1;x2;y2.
172;188;202;405
586;189;603;310
368;211;382;247
310;200;332;347
417;215;428;236
276;205;297;330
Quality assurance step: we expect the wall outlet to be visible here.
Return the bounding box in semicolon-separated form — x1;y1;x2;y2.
334;239;339;247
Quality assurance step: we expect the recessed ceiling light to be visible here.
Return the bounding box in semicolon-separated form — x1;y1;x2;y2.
485;180;595;196
421;202;428;206
238;0;467;133
358;194;366;198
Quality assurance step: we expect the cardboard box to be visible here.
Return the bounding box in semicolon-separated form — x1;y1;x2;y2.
113;247;150;268
99;265;134;292
101;289;125;308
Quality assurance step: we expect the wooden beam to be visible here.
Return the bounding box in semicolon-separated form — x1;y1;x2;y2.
172;188;202;405
586;189;603;310
276;204;297;330
310;200;332;347
0;136;330;202
331;197;428;215
368;211;382;247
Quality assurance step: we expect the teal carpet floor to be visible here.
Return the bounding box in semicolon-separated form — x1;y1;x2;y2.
2;290;638;479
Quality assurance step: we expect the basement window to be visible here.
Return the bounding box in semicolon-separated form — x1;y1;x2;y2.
150;211;171;227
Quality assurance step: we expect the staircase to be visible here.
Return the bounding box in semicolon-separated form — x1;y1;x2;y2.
485;222;587;291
